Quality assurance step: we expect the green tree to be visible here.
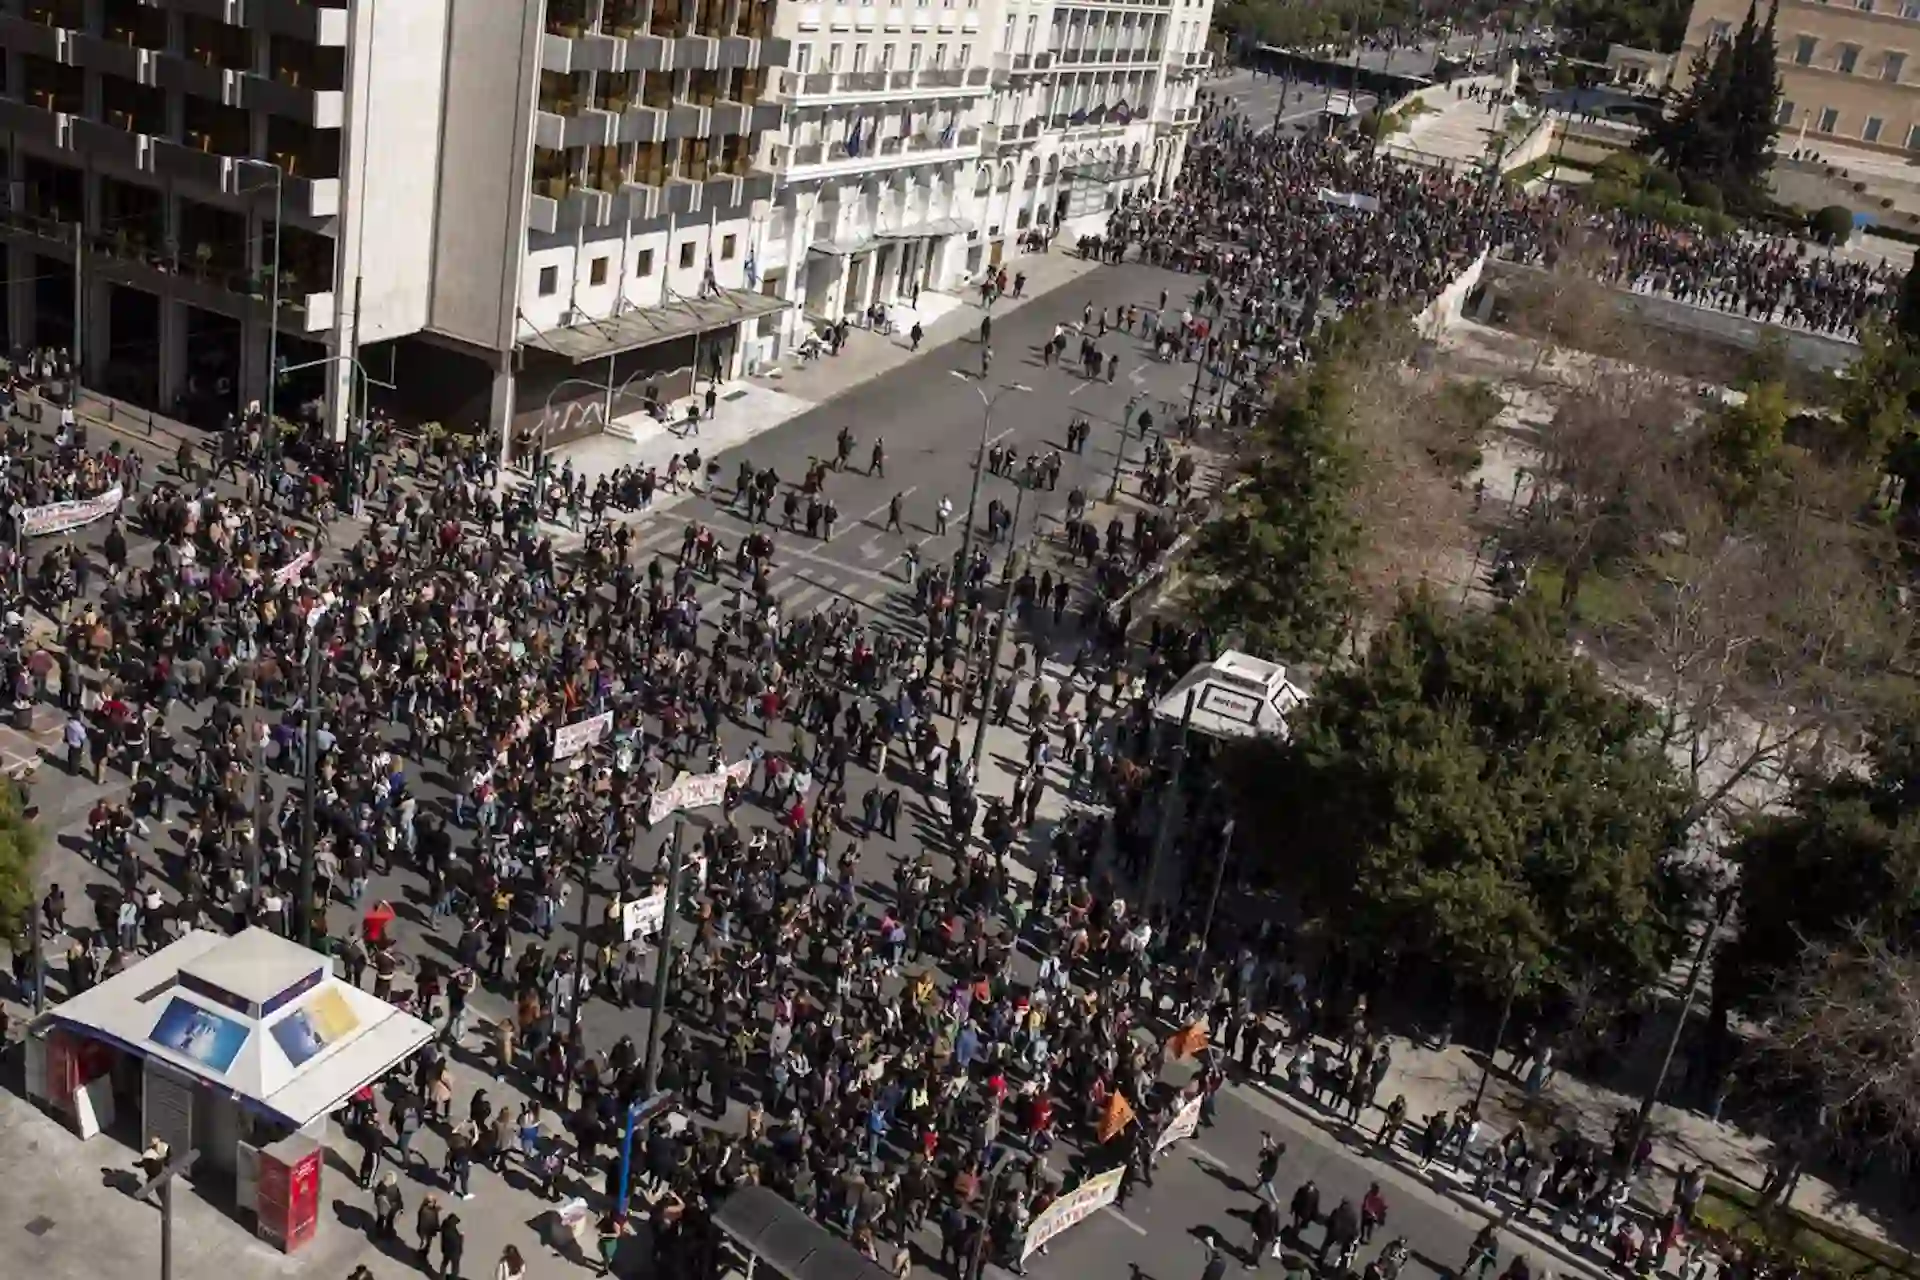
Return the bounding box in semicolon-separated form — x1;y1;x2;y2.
1896;255;1920;345
1715;720;1920;1019
1191;335;1363;661
1704;379;1791;505
1643;1;1779;205
1225;593;1687;999
0;780;40;948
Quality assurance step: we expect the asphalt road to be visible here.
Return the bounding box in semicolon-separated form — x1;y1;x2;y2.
14;247;1601;1280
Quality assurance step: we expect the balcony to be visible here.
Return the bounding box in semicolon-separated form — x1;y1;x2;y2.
783;127;979;178
241;73;346;128
249;0;350;46
151;137;231;189
624;181;664;222
617;106;665;144
663;177;699;216
156;54;242;106
669;36;716;70
263;171;339;218
526;187;614;235
0;12;69;61
70;33;154;84
709;100;749;134
534;108;618;149
919;67;964;88
664;102;706;138
749;101;782;133
0;96;69;147
68;117;148;169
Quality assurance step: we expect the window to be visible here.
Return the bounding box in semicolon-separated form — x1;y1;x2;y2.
590;256;609;284
1859;0;1876;10
828;42;843;69
1776;98;1796;125
1002;15;1014;48
1818;105;1841;131
1886;51;1907;81
881;43;894;68
679;241;697;269
1866;115;1886;141
637;248;655;277
1708;19;1732;41
958;42;970;66
1839;42;1861;73
934;43;947;66
854;42;868;70
908;44;922;69
1794;34;1817;64
1908;0;1920;15
537;265;558;296
722;233;737;259
794;43;811;71
1025;15;1037;51
1909;122;1920;149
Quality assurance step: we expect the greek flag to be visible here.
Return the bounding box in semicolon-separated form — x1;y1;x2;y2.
846;118;863;156
744;247;759;289
940;119;957;147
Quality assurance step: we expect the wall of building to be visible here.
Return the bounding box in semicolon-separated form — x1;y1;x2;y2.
517;213;760;335
425;0;543;355
340;0;452;347
1680;0;1920;156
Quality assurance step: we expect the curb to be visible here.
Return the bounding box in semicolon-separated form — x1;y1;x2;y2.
1241;1077;1628;1280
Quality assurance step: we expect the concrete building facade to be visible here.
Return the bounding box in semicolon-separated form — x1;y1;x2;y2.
0;0;791;452
1679;0;1920;157
748;0;1209;361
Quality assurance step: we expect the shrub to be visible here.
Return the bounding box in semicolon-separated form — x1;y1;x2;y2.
1811;204;1854;244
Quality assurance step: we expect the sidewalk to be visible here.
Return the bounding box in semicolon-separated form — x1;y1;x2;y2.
753;247;1106;403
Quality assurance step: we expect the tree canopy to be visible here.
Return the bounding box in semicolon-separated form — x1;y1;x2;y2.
0;780;40;948
1190;327;1364;662
1716;722;1920;1018
1642;1;1780;207
1224;593;1688;1000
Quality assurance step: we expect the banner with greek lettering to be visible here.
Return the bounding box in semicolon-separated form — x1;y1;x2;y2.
554;711;613;760
621;891;666;942
23;484;122;536
1021;1167;1125;1261
647;758;753;825
1155;1093;1203;1154
273;550;315;588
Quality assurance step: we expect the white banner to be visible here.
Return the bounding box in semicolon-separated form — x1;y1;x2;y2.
554;711;613;760
273;549;315;588
647;758;753;825
1155;1093;1203;1154
1022;1166;1125;1261
621;891;667;942
23;484;122;537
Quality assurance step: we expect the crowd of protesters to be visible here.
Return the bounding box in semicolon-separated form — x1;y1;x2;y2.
2;100;1797;1280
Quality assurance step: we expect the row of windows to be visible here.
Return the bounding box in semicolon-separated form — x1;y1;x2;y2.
1778;95;1920;145
1710;20;1913;81
1809;0;1920;16
533;234;739;296
792;39;971;71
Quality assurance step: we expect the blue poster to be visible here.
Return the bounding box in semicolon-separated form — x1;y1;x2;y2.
150;997;249;1074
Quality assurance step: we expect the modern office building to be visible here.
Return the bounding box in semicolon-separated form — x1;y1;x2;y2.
747;0;1210;361
0;0;789;447
1678;0;1920;157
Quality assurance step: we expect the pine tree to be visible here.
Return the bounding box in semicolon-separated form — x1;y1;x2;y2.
1720;1;1782;199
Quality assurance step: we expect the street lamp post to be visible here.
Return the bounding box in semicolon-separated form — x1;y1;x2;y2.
968;479;1028;773
296;612;327;948
642;821;686;1095
946;371;1030;643
1109;394;1141;501
235;159;284;451
275;354;371;508
1472;959;1528;1112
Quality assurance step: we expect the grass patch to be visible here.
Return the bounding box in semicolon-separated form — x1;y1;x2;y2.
1520;560;1639;629
1692;1175;1920;1279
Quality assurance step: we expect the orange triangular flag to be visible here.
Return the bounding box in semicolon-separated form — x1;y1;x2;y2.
1096;1092;1137;1143
1167;1020;1210;1060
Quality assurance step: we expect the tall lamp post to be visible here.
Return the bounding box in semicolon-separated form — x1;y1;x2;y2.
296;609;330;948
968;478;1029;773
945;370;1030;644
235;158;284;446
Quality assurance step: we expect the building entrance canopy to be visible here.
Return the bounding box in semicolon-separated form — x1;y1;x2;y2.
527;288;789;364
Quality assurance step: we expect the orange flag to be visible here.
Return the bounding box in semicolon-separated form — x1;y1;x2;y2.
1167;1020;1210;1060
1096;1092;1137;1143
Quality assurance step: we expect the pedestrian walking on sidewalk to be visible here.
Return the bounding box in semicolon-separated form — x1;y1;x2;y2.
910;322;924;351
373;1171;404;1239
416;1193;444;1267
1255;1133;1284;1204
705;383;718;420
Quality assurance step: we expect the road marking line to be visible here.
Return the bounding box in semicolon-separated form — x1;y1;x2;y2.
1128;363;1149;384
1103;1206;1149;1235
987;427;1015;447
1068;380;1092;397
1187;1143;1231;1170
